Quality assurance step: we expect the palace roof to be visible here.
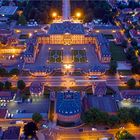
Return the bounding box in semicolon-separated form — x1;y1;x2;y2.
0;6;18;16
97;34;111;57
48;21;85;35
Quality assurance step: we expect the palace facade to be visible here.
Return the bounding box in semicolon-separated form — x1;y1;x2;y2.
37;21;111;63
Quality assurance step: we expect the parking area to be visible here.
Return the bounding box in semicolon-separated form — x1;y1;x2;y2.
7;96;49;117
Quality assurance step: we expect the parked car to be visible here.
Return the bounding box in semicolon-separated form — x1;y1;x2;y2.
89;76;99;80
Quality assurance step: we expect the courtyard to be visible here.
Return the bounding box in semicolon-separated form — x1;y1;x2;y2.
24;44;105;71
72;50;87;63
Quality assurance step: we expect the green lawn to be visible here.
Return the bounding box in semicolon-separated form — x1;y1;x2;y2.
110;42;127;61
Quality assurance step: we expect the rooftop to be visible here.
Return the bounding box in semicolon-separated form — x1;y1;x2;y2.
48;21;85;35
2;126;20;140
89;65;106;73
121;90;140;100
97;34;111;56
30;81;44;94
93;25;120;30
0;91;14;98
94;82;107;96
0;29;12;36
56;91;81;116
0;109;7;118
0;6;18;16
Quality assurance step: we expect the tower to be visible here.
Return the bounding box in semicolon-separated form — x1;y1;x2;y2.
62;0;71;20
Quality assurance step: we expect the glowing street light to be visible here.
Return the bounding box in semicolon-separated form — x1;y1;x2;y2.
76;12;81;18
52;12;57;18
28;33;32;38
64;64;72;70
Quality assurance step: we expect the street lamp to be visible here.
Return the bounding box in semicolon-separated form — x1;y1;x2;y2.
76;12;81;18
52;12;57;18
64;64;72;70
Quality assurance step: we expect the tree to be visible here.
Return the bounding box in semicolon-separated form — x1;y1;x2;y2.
129;107;140;126
5;81;12;90
109;60;117;75
121;40;128;48
127;78;136;89
9;68;20;76
108;115;120;127
18;14;27;25
24;122;38;139
0;82;4;91
81;108;109;125
132;63;140;74
32;112;43;123
115;130;135;140
17;80;26;90
126;47;135;60
0;67;7;76
131;39;138;47
117;108;130;124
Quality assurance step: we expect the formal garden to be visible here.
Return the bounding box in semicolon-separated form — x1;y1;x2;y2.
49;50;63;63
72;50;87;63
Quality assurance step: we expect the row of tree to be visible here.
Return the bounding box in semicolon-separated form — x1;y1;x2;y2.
82;107;140;127
24;112;43;139
126;47;140;74
127;78;136;89
116;129;135;140
0;68;20;77
0;80;26;91
16;0;116;24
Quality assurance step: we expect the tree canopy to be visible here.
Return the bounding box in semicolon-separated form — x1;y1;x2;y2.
24;122;38;139
17;80;26;90
116;130;135;140
9;68;20;76
127;78;136;89
32;112;43;123
109;60;118;75
82;107;140;127
0;82;4;91
5;81;12;90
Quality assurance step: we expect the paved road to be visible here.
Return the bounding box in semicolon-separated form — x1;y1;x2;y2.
0;74;139;87
39;123;140;140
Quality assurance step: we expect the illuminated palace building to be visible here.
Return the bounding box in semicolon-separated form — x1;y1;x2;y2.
37;0;113;63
